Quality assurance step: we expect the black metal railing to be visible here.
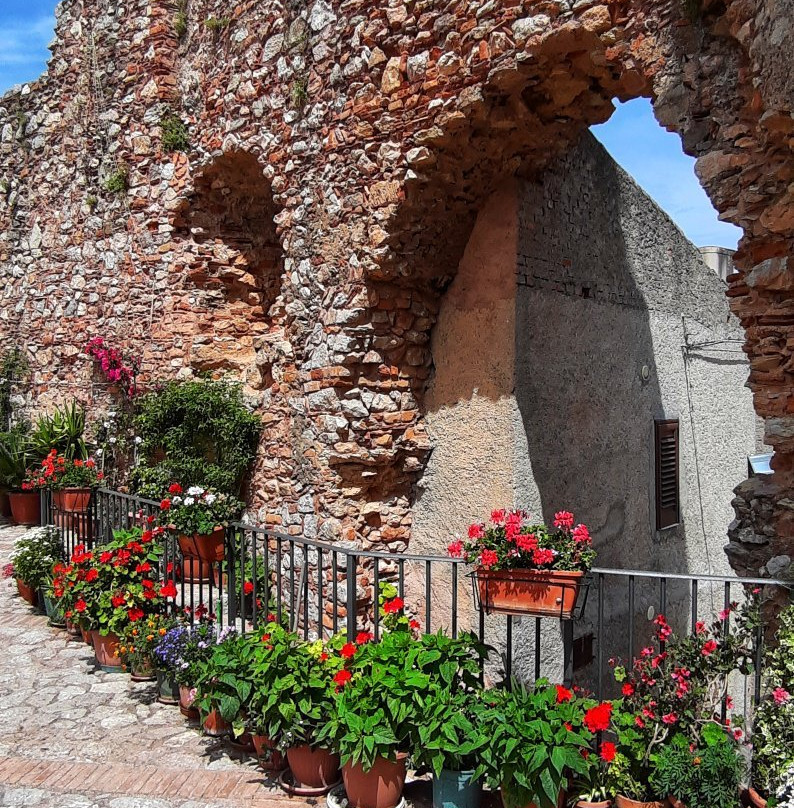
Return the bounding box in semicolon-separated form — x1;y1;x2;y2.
44;488;792;720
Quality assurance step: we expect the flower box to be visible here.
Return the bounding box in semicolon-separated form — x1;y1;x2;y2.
475;568;585;618
177;527;226;564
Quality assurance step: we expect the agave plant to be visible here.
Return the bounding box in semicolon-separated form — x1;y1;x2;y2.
29;401;88;460
0;429;36;489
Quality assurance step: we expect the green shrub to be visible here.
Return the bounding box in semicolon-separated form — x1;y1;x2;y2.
29;401;88;460
133;379;260;496
753;602;794;796
0;428;35;489
650;726;744;808
203;16;230;30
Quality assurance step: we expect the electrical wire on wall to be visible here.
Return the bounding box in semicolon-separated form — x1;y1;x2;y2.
680;316;749;608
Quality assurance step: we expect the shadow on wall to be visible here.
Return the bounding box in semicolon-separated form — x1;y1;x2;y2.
408;133;701;684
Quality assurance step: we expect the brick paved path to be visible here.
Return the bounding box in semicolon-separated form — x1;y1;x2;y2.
0;523;316;808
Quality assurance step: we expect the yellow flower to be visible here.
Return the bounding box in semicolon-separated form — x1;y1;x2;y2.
146;634;154;642
159;628;167;636
120;646;127;654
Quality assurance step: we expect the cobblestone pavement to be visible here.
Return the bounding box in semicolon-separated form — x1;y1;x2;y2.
0;522;317;808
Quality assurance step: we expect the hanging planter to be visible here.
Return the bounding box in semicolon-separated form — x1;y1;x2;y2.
59;487;92;514
449;508;595;619
475;568;585;618
9;491;41;526
177;527;226;564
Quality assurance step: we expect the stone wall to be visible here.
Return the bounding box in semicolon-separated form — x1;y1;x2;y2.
0;0;792;580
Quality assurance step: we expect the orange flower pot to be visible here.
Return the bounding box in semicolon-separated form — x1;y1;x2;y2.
92;631;122;671
59;487;92;514
577;802;612;808
180;557;214;584
9;491;41;526
81;626;93;645
342;752;408;808
477;568;583;617
252;734;284;770
16;578;38;606
287;745;341;789
203;708;231;737
178;527;225;564
179;685;200;720
615;797;669;808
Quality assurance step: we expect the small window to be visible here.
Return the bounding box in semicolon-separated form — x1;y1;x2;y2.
655;419;679;530
748;453;772;477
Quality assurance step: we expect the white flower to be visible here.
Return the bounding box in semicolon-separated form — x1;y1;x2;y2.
172;495;182;505
204;493;216;504
109;436;117;444
96;448;104;456
134;436;142;445
184;496;195;506
103;421;110;429
187;486;204;497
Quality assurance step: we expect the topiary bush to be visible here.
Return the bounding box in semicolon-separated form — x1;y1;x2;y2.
133;379;260;497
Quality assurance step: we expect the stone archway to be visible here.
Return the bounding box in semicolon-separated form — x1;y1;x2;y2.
173;150;286;390
327;6;793;583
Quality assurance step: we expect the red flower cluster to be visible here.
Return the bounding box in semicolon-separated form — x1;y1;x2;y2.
583;702;613;733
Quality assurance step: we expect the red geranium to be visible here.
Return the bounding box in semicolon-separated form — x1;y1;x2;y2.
333;669;352;687
583;702;613;733
340;642;357;659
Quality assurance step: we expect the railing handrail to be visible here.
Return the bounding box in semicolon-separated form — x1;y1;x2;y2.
97;488;793;588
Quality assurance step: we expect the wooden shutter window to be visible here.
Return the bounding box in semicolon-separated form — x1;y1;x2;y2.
655;419;679;530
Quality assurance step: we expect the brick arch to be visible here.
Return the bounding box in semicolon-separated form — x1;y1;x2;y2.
341;8;793;578
173;150;286;388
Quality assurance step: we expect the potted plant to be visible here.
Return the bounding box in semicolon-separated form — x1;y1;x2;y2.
448;509;595;617
51;455;104;513
118;613;175;680
415;688;483;808
41;565;68;627
10;526;63;607
316;603;485;808
71;528;171;671
246;626;343;792
0;430;42;526
470;681;595;808
648;725;744;808
751;603;794;804
193;629;262;744
153;623;190;705
609;603;758;808
158;483;241;565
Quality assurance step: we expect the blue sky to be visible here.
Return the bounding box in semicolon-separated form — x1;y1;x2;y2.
0;2;741;249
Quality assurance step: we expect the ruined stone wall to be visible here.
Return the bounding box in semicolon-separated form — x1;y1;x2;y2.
0;0;791;579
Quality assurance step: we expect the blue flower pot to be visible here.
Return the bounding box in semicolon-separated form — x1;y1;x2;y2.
433;769;481;808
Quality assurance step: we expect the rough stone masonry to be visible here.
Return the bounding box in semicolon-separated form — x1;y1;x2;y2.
0;0;792;581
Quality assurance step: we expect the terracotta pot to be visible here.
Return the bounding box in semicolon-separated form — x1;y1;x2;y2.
178;527;225;564
500;784;565;808
0;490;11;518
92;631;122;670
9;491;41;526
16;578;38;606
577;802;612;808
615;797;669;808
156;669;180;704
66;619;82;637
52;489;65;509
91;631;121;671
203;707;231;737
667;799;685;808
180;557;214;584
130;665;156;682
229;731;256;753
81;626;93;645
252;734;285;770
287;745;341;789
342;752;408;808
477;568;583;617
744;788;767;808
179;684;200;719
60;487;92;514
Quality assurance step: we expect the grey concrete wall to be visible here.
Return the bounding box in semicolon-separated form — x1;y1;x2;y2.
411;132;758;685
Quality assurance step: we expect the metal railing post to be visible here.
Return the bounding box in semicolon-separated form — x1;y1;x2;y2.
346;552;358;642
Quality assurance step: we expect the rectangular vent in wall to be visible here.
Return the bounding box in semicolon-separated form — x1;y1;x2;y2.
655;419;680;530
